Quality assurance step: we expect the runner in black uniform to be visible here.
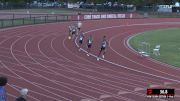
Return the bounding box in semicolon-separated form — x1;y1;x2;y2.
86;35;93;56
97;36;108;61
68;25;72;39
71;26;77;39
78;32;84;51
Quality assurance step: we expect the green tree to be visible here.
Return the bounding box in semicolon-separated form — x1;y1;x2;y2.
7;0;26;4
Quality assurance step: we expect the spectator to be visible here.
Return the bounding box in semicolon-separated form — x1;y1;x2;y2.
0;76;8;101
15;97;26;101
16;88;28;101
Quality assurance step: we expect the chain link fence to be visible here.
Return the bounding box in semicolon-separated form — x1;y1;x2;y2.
0;13;72;28
0;12;144;28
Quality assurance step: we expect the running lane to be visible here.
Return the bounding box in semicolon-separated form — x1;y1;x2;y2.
0;18;180;101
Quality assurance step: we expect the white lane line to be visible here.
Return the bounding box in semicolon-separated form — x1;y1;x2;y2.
117;91;129;95
0;46;69;63
164;82;173;86
134;87;146;92
81;98;97;101
0;49;67;64
149;84;161;88
7;93;17;99
99;94;112;99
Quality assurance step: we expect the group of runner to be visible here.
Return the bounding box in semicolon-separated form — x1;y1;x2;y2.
68;21;108;61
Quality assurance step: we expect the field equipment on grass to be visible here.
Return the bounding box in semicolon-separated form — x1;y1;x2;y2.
138;41;151;57
153;44;161;56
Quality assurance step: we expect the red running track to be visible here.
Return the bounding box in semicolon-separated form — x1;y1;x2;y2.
0;18;180;101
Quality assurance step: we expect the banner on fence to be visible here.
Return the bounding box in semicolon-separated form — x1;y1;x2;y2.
84;13;128;20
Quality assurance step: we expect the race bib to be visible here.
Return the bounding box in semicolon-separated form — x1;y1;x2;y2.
88;40;92;44
102;42;106;47
80;37;83;40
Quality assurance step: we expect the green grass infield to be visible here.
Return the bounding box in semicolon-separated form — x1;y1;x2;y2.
129;28;180;68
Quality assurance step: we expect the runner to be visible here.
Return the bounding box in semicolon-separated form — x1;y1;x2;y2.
68;25;72;39
78;32;84;51
97;36;108;61
0;76;8;101
71;26;77;40
86;35;93;56
77;21;82;31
